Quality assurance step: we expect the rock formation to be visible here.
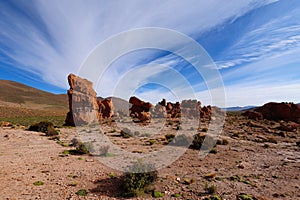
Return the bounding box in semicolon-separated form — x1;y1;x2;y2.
97;98;114;119
243;102;300;123
256;102;300;123
129;96;153;122
65;74;99;126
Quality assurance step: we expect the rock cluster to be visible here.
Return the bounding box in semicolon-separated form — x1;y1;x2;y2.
129;96;153;123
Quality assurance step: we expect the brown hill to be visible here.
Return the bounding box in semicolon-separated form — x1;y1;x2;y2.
0;80;68;118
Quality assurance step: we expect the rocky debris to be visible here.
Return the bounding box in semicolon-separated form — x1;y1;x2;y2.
65;74;99;126
129;96;153;123
255;102;300;123
278;121;300;132
242;111;263;121
97;98;114;119
1;121;11;127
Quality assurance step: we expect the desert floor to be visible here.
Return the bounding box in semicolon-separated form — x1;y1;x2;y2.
0;114;299;200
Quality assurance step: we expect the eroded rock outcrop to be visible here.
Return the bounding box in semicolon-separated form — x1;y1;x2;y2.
129;96;153;123
242;102;300;123
97;98;114;119
65;74;99;126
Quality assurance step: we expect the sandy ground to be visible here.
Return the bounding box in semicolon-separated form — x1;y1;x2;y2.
0;115;299;200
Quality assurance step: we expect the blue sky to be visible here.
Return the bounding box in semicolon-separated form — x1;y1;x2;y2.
0;0;299;106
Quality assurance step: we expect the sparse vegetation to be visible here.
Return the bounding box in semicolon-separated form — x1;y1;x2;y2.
165;133;176;142
152;190;163;198
237;193;256;200
122;161;158;197
76;189;88;196
33;181;44;186
204;195;222;200
205;183;217;194
172;193;181;198
209;148;217;154
28;121;59;136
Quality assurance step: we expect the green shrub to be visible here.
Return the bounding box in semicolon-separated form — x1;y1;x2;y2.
122;161;158;197
204;195;222;200
152;191;163;198
209;149;217;154
33;181;44;186
205;183;216;194
76;189;88;196
165;133;176;141
28;121;58;136
148;139;156;145
237;193;256;200
75;142;93;154
172;193;181;198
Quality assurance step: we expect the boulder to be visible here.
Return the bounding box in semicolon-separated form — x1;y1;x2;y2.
129;96;153;122
64;74;99;126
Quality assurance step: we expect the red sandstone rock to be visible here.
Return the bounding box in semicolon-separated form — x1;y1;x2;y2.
65;74;99;126
129;96;153;122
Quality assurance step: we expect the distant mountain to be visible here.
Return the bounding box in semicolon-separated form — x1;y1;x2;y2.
0;80;68;111
222;105;257;112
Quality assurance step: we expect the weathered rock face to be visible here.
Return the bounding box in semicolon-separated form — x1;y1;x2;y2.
129;96;153;122
242;111;263;121
254;102;300;123
97;98;114;119
65;74;99;126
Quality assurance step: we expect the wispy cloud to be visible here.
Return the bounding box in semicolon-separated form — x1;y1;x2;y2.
0;0;275;89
